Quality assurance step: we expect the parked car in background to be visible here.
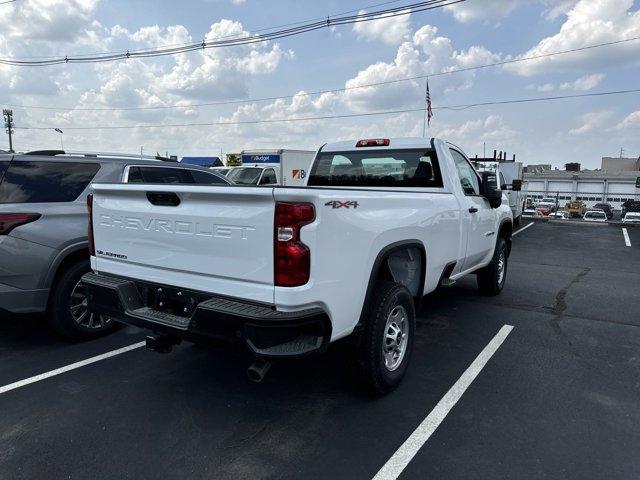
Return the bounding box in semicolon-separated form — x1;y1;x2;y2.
537;197;557;212
565;200;587;218
180;156;223;168
536;206;551;217
583;210;607;222
548;211;569;219
622;212;640;224
622;199;640;219
592;202;613;219
522;208;541;218
0;150;231;340
226;166;278;186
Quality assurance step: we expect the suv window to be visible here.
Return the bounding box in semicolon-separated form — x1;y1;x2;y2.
259;168;277;185
0;161;100;204
308;149;442;187
127;166;227;185
450;149;479;195
0;160;9;184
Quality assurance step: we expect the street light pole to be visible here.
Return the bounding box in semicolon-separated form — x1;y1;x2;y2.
3;109;14;153
54;128;64;150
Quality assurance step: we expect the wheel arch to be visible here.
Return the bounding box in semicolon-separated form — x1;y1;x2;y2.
498;219;513;255
358;240;426;325
44;244;90;307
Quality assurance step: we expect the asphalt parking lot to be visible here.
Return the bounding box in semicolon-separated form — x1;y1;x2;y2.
1;221;639;480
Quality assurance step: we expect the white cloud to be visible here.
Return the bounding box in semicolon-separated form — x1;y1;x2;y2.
444;0;524;22
0;0;99;42
569;110;612;135
616;111;640;130
342;25;500;111
352;8;412;45
231;0;246;4
560;73;604;91
527;83;555;92
507;0;640;76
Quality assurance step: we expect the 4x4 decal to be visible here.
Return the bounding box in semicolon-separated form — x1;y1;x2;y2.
325;201;359;209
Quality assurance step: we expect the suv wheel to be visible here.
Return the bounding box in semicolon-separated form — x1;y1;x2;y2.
477;238;508;296
49;259;116;340
356;281;416;395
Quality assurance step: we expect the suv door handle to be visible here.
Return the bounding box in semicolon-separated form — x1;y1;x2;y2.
468;207;478;213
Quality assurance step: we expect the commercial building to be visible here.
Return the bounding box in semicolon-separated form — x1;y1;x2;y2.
523;156;640;209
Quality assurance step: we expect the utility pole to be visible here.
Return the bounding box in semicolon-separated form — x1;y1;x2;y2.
3;109;14;153
620;147;625;158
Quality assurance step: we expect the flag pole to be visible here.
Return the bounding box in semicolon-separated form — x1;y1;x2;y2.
422;80;427;138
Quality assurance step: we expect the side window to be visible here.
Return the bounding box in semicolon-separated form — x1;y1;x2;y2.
0;160;9;182
189;169;228;185
126;167;192;184
450;149;480;196
260;168;277;185
0;161;100;203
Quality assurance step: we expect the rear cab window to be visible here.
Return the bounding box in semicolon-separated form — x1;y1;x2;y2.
0;160;100;203
308;149;443;187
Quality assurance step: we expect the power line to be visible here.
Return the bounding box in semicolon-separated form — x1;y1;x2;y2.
5;34;640;112
0;0;464;66
0;0;17;6
15;88;640;131
4;0;409;60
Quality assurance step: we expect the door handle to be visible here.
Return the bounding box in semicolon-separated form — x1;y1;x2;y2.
468;207;478;213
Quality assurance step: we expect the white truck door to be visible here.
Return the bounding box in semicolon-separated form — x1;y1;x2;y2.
449;148;495;271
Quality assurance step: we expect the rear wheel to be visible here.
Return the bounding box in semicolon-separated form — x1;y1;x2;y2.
477;238;508;296
49;259;117;340
356;281;416;395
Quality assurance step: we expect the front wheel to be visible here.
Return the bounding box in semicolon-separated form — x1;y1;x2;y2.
356;282;416;395
49;259;117;340
477;238;508;296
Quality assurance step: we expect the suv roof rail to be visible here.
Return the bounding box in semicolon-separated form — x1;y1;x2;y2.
24;150;65;156
22;150;177;162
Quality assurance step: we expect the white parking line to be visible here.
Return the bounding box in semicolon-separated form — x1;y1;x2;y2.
513;222;533;236
622;228;631;247
372;324;514;480
0;341;146;395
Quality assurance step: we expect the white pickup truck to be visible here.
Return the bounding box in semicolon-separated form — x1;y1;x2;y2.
83;138;513;393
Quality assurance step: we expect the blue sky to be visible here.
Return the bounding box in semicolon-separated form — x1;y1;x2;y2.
0;0;639;168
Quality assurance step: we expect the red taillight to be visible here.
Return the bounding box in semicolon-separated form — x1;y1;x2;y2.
274;202;315;287
0;213;41;235
87;193;95;256
356;138;390;147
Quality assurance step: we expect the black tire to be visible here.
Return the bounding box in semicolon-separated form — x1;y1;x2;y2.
356;281;416;395
477;238;508;296
49;259;117;341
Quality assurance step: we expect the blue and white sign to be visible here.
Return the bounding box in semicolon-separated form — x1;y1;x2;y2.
242;154;281;164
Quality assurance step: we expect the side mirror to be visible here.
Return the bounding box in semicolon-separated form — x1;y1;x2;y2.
511;179;523;191
481;171;502;209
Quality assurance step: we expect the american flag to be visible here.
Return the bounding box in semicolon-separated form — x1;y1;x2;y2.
425;80;433;126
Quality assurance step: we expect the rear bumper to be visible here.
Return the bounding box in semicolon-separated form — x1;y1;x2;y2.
0;282;49;314
81;272;331;359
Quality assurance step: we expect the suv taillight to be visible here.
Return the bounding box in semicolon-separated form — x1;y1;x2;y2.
0;213;41;235
87;193;95;256
274;202;315;287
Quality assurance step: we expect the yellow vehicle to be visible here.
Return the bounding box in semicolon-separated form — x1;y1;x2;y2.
565;200;587;218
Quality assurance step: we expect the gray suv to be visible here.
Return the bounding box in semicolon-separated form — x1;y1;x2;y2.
0;151;231;340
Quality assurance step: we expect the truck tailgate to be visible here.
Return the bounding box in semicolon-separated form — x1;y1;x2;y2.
90;184;275;304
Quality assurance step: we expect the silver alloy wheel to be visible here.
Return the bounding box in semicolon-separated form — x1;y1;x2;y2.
497;249;506;285
70;280;111;330
383;305;409;372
